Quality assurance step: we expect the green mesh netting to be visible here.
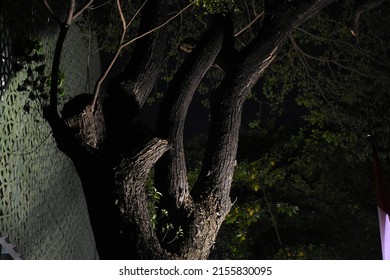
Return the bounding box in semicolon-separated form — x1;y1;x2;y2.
0;19;101;259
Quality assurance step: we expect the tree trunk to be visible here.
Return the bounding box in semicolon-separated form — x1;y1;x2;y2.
44;0;336;259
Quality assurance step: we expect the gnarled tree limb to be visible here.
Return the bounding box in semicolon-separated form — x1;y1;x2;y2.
155;14;226;211
114;137;171;259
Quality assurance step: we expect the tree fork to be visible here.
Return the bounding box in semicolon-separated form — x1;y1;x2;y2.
155;14;226;210
114;138;171;259
110;0;169;111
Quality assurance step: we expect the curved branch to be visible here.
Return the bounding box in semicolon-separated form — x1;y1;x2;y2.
121;1;195;50
73;0;95;21
42;0;61;24
116;0;127;31
65;0;76;25
154;15;226;211
114;138;171;259
110;1;195;112
45;0;96;115
234;11;264;37
192;0;335;211
350;0;385;38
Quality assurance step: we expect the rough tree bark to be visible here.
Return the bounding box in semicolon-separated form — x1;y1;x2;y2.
44;0;336;259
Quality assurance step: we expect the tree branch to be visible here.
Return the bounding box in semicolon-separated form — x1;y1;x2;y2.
289;33;374;77
350;0;385;39
154;15;226;212
234;11;264;37
72;0;95;21
65;0;76;25
42;0;61;25
290;34;340;116
90;0;147;112
104;0;171;115
45;0;96;115
192;0;335;213
48;25;69;116
121;1;195;50
114;138;171;259
125;0;149;30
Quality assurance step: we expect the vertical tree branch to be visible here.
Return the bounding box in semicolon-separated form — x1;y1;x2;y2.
44;0;95;116
112;1;195;113
155;15;226;211
43;0;61;24
114;138;172;259
48;25;69;116
190;0;335;236
65;0;76;25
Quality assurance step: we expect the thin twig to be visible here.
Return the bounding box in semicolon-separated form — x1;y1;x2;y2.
91;41;124;111
117;0;127;31
42;0;55;17
289;34;340;117
251;0;258;16
90;0;147;111
295;27;326;41
10;132;52;156
42;0;61;25
296;27;388;69
234;11;264;37
126;0;149;30
290;34;372;78
89;0;110;10
65;0;76;25
84;11;92;94
73;0;95;21
263;187;282;246
91;1;196;111
121;1;195;49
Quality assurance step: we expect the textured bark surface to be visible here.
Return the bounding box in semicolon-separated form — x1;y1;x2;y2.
62;94;105;149
155;15;226;209
115;138;171;259
43;0;336;259
112;0;168;109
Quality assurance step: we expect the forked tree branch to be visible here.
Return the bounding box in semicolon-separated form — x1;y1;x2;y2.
65;0;76;25
91;0;148;112
192;0;335;208
155;14;226;211
114;137;172;259
120;1;195;50
90;0;196;112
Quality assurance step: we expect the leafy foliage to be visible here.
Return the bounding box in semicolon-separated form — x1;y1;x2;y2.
262;0;390;162
13;39;49;113
209;1;390;259
195;0;239;14
145;171;185;246
211;122;380;259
